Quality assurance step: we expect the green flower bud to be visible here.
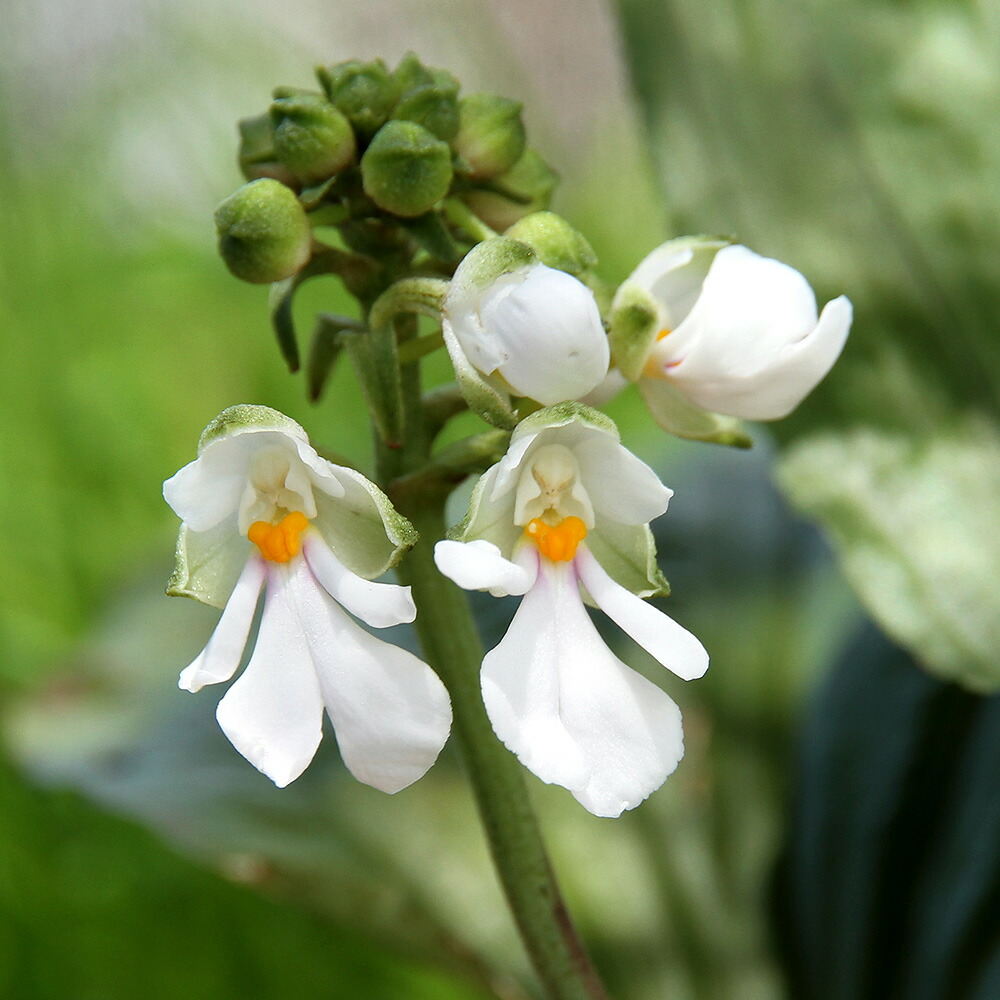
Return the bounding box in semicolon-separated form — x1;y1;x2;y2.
393;79;460;141
453;93;526;179
361;120;454;218
214;179;312;284
505;211;597;276
316;58;400;137
393;52;433;93
270;93;356;184
463;149;558;231
237;112;295;185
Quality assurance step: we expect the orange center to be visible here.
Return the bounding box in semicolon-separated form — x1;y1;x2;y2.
656;327;671;341
524;516;588;562
247;510;310;563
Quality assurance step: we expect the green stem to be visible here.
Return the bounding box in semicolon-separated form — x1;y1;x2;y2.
371;316;609;1000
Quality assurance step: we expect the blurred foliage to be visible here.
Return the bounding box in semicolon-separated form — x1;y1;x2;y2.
775;623;1000;1000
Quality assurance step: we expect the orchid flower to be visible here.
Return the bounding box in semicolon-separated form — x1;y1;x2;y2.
442;236;610;426
163;405;452;790
434;404;708;817
610;238;852;443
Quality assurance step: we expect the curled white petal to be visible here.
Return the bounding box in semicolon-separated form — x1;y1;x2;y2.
481;559;685;817
215;562;325;788
573;434;672;525
288;563;452;794
303;532;415;628
575;545;708;681
644;245;850;420
447;263;610;405
179;554;267;692
434;539;537;597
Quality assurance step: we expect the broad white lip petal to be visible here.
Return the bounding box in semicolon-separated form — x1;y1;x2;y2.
652;245;851;420
302;532;415;628
481;558;685;817
288;564;452;794
453;264;610;405
215;562;325;788
575;545;708;681
179;554;267;692
434;539;537;597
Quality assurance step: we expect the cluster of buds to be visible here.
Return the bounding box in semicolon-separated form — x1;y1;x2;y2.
215;53;556;288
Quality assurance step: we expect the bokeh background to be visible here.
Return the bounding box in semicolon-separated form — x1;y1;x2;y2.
2;0;1000;998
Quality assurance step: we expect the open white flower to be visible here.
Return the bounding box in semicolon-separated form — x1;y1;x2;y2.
611;238;852;441
442;237;610;426
434;404;708;817
163;405;452;790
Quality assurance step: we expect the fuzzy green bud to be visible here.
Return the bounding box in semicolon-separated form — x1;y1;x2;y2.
361;120;454;217
237;112;295;185
393;77;460;141
463;149;558;231
453;94;526;179
214;179;312;284
316;59;400;137
393;52;433;92
504;212;597;276
270;93;356;184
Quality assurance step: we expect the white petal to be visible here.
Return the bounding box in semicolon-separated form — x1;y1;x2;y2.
654;246;851;420
289;564;452;793
434;539;537;597
179;555;266;692
579;367;629;408
302;532;415;628
477;265;609;404
163;437;251;532
574;434;672;525
575;546;708;681
215;562;325;787
482;559;685;817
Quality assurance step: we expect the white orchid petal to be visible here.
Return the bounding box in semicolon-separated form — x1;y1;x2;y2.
163;439;250;532
215;563;324;788
289;564;452;793
576;545;708;681
179;555;267;692
434;539;536;597
302;532;415;628
482;559;685;817
574;434;672;525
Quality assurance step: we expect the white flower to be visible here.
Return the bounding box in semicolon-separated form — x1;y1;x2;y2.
442;237;610;424
434;404;708;817
612;239;852;438
163;405;452;790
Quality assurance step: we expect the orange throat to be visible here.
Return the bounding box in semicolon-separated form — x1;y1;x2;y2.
248;511;310;563
524;516;587;562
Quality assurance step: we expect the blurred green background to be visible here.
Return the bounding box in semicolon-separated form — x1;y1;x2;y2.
2;0;999;998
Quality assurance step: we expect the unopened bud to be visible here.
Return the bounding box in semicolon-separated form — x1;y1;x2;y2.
214;179;312;284
463;149;558;231
316;59;399;137
393;78;460;141
237;113;295;185
505;212;596;276
270;94;356;184
453;94;526;179
361;120;454;218
393;52;433;93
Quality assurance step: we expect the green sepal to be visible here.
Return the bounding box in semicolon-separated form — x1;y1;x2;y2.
638;378;753;448
504;211;597;276
608;283;659;382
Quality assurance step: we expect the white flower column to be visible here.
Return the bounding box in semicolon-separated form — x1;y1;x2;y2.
610;238;852;442
163;404;452;789
434;403;708;817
